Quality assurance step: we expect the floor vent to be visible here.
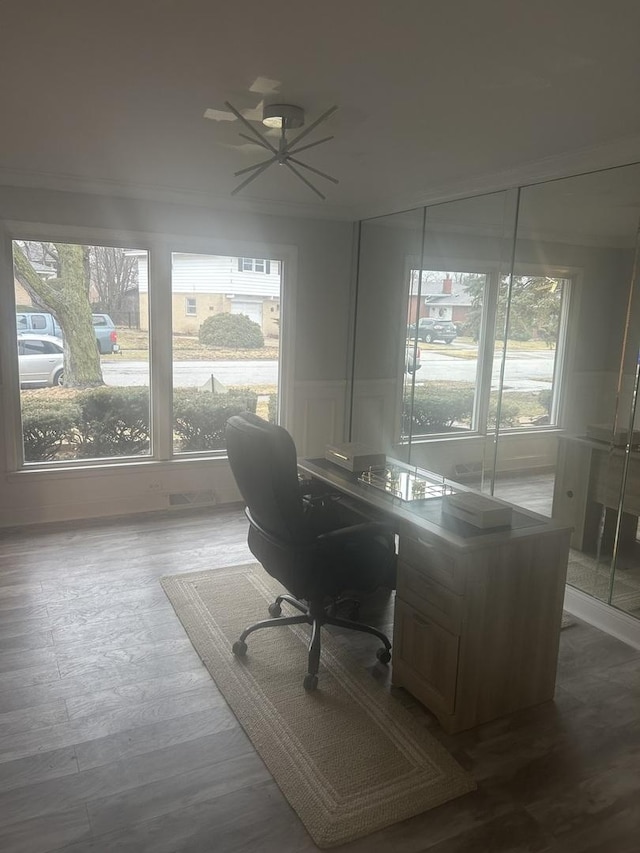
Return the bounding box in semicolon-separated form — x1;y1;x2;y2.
169;490;216;507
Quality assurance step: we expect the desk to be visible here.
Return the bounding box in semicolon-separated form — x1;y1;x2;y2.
299;457;572;734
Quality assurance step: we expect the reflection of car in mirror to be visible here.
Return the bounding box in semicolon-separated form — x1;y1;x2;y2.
18;334;65;387
407;317;457;344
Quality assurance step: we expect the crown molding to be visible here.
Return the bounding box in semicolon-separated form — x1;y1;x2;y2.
1;130;639;227
0;167;355;223
352;132;640;221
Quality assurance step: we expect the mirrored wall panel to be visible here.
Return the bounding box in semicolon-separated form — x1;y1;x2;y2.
353;162;640;620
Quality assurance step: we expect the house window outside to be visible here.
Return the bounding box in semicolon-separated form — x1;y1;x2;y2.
185;297;197;315
238;257;271;274
402;268;570;439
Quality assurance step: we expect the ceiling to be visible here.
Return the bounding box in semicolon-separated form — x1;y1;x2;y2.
2;0;640;221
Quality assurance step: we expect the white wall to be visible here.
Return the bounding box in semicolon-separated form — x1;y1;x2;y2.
0;187;356;526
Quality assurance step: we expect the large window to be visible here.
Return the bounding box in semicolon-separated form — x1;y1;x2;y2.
169;252;282;455
10;242;284;467
13;240;149;465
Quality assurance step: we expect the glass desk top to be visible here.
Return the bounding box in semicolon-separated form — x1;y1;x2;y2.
300;457;543;540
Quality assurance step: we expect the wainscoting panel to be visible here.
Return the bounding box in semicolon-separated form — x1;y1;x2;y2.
290;380;348;458
351;379;398;455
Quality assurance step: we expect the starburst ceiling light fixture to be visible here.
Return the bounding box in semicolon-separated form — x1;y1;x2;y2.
224;101;339;199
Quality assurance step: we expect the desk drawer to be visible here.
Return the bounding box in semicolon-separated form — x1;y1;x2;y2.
399;531;466;593
392;598;459;716
397;561;463;635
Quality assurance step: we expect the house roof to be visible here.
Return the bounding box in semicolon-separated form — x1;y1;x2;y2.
1;1;640;223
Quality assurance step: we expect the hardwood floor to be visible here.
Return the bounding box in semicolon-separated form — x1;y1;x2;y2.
1;505;640;852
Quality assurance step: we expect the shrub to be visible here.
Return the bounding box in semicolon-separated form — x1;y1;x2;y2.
267;393;278;424
21;397;80;462
173;389;258;452
72;387;150;458
539;389;553;415
405;384;475;433
199;313;264;349
488;399;521;427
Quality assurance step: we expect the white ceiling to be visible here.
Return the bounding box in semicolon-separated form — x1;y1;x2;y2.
2;0;640;221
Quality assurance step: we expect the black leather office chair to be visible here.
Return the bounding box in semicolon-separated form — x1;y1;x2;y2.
225;412;396;690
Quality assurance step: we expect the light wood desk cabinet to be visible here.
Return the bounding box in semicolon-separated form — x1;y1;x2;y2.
298;457;572;734
392;519;571;733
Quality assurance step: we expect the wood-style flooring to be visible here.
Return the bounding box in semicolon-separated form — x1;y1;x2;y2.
0;505;640;852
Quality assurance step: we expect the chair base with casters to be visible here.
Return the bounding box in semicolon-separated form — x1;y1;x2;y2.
232;591;392;691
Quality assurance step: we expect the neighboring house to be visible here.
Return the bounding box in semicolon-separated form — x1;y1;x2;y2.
131;251;281;336
408;274;474;325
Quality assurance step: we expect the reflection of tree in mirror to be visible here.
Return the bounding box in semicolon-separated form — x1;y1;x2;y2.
14;242;104;388
465;275;563;343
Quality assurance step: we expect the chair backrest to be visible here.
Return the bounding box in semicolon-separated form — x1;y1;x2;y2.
225;413;308;545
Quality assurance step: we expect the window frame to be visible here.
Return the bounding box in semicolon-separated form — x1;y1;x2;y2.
1;223;297;476
185;296;197;316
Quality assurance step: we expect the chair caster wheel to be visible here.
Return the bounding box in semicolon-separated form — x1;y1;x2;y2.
268;602;282;617
303;673;318;691
376;647;391;665
232;640;247;657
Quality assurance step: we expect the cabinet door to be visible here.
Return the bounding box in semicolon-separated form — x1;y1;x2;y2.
393;598;459;714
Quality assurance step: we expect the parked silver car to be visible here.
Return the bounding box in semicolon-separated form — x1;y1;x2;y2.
18;334;64;387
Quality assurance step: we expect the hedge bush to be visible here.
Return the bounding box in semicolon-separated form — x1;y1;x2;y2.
199;313;264;349
539;389;552;415
72;387;151;458
20;386;262;461
21;397;80;462
267;393;278;424
173;389;258;452
405;384;475;433
488;399;521;428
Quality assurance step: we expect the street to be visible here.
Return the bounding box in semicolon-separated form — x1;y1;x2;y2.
102;359;280;387
102;349;556;391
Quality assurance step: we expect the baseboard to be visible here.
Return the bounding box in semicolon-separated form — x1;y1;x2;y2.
564;585;640;650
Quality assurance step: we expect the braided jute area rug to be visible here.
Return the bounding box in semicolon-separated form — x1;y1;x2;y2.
161;563;475;848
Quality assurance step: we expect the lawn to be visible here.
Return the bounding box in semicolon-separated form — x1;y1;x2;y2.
410;336;555;360
105;329;280;361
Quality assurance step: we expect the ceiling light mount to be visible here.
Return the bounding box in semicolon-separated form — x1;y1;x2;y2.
262;103;304;129
223;100;339;200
